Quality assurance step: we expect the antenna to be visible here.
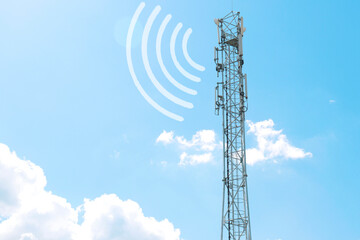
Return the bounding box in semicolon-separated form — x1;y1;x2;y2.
214;18;220;43
245;74;248;99
214;12;252;240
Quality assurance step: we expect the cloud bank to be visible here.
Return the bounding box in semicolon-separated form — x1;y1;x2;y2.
246;119;312;165
156;130;221;166
0;143;181;240
157;119;311;167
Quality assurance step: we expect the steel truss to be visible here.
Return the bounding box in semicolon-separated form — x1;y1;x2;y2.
214;11;252;240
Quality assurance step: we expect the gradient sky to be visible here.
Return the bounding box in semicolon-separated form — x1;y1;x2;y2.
0;0;359;239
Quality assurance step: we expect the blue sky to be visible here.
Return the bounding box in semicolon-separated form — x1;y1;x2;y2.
0;0;359;239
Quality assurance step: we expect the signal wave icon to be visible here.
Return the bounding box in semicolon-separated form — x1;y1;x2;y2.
126;2;205;122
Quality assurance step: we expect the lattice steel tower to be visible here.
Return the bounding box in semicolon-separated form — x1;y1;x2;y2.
214;12;252;240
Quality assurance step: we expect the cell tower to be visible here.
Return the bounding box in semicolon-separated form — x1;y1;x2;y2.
214;12;252;240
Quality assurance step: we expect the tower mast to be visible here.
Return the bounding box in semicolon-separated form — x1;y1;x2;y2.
214;12;251;240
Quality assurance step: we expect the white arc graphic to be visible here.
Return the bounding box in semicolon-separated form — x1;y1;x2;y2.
126;2;205;121
171;23;201;83
142;6;193;109
183;28;206;72
126;3;184;121
157;15;197;95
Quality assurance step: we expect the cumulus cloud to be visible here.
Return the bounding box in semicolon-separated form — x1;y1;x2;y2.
157;130;219;151
0;143;181;240
156;130;221;166
156;131;174;145
75;195;180;240
246;119;312;165
177;130;219;152
179;153;213;166
0;143;47;217
329;99;336;104
157;120;310;167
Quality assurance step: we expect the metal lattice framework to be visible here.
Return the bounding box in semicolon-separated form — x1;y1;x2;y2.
214;12;252;240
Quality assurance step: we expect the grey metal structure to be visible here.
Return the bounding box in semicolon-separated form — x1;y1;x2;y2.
214;12;252;240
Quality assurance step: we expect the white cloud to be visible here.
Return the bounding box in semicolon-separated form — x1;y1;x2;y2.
179;152;213;166
157;130;221;166
75;195;180;240
156;131;174;144
175;130;218;151
157;122;310;167
19;233;38;240
329;99;336;103
0;143;181;240
246;119;312;165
